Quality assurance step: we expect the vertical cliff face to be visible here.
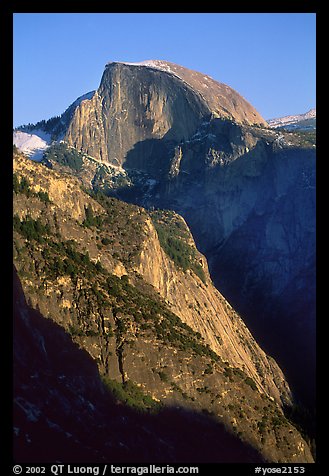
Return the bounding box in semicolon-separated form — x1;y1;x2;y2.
64;61;267;171
65;62;211;169
133;213;292;406
151;125;316;407
135;60;267;126
64;91;109;162
13;152;314;463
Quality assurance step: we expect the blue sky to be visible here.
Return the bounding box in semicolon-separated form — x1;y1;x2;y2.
13;13;316;127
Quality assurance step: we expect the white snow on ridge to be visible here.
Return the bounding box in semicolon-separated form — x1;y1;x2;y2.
108;60;172;70
13;130;51;161
267;108;316;128
107;60;183;80
139;60;174;72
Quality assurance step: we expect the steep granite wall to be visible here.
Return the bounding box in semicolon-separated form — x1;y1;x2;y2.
13;153;314;463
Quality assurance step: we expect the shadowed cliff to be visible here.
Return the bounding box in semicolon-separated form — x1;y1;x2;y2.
13;267;264;463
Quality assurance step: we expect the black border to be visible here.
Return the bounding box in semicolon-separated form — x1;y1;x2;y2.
3;2;321;473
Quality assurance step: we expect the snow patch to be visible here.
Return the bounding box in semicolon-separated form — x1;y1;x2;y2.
13;130;51;161
107;60;183;81
267;108;316;128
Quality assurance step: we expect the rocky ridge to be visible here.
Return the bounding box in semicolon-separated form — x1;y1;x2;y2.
63;60;267;167
13;149;313;463
267;109;316;131
111;60;267;126
14;266;265;463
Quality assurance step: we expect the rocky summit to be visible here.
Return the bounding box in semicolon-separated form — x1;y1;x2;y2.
64;60;267;168
13;60;316;463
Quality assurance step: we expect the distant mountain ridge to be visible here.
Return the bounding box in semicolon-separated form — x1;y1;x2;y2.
267;108;316;130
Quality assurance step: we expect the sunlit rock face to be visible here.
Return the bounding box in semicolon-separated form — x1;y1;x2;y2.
65;62;210;169
64;61;266;170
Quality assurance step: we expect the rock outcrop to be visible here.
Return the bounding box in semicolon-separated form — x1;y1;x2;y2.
13;151;314;463
14;266;266;463
134;60;267;126
64;61;266;168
